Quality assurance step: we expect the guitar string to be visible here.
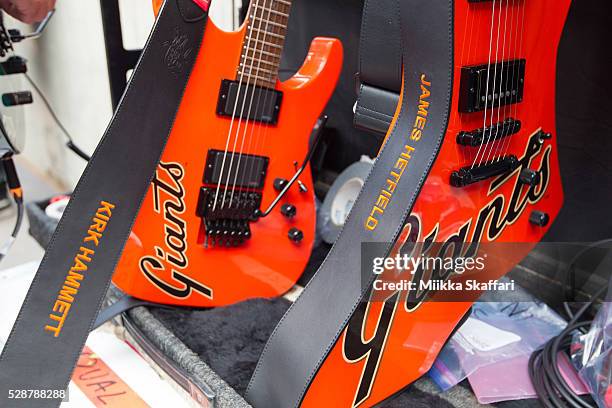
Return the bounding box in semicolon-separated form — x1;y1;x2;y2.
247;1;285;194
455;3;473;164
220;0;270;209
237;1;278;196
495;0;517;162
242;0;284;196
454;5;472;132
228;0;274;205
212;0;261;211
253;1;292;194
484;0;510;163
465;4;482;165
500;0;526;160
471;0;497;169
496;0;519;162
478;0;503;166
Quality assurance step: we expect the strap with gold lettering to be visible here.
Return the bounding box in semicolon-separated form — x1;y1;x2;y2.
246;1;454;407
0;1;209;406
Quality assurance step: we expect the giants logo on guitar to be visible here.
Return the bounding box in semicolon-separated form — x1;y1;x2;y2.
139;162;213;300
344;130;552;407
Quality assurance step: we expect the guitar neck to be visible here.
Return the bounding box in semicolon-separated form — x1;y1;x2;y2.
237;0;293;89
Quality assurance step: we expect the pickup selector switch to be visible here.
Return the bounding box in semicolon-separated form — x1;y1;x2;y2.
281;204;297;218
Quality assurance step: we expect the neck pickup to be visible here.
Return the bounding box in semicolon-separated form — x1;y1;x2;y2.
217;79;283;125
459;59;526;113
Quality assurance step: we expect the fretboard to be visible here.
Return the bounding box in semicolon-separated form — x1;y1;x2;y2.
237;0;292;88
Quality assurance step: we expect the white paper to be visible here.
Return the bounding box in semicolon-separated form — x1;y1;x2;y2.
456;317;522;352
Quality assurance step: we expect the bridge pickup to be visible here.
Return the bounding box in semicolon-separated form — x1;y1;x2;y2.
457;118;521;147
204;149;269;190
217;79;283;125
451;155;519;187
459;59;525;113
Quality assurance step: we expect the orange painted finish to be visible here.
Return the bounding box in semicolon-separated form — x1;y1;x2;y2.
302;1;570;407
152;0;162;16
112;15;343;306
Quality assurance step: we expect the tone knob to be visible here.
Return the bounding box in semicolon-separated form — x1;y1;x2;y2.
281;203;297;218
529;210;549;227
274;178;288;192
519;169;540;186
288;227;304;243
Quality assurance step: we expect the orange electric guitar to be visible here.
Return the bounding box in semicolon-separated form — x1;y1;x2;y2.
246;0;572;407
301;1;570;406
112;0;343;306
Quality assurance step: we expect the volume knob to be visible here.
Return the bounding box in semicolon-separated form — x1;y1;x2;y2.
519;169;540;186
274;178;288;192
288;227;304;243
529;210;550;227
281;204;297;218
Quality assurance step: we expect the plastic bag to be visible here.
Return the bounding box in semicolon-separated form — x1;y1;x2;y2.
571;301;612;408
429;300;567;391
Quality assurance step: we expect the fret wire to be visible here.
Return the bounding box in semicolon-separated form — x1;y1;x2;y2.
251;20;287;36
237;76;275;87
256;41;283;50
239;64;277;76
242;57;279;68
244;47;281;60
251;18;287;30
238;68;274;82
252;6;289;18
249;27;284;40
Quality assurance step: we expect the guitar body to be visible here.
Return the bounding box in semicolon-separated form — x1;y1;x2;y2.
301;1;569;406
112;6;343;307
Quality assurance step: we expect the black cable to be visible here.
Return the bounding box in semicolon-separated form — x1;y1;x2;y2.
529;282;608;408
563;238;612;320
23;73;91;161
0;157;24;263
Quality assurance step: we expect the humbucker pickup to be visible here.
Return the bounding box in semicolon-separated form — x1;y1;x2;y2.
217;79;283;125
204;149;269;190
457;118;521;147
459;59;526;113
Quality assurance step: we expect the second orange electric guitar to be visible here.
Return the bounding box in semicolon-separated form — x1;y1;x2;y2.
112;0;343;306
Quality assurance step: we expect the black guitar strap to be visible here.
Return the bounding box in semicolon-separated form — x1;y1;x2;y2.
0;1;208;406
353;0;402;135
246;1;454;407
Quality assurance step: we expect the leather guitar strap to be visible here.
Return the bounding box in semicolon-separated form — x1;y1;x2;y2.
353;0;402;135
246;1;454;407
0;1;208;406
